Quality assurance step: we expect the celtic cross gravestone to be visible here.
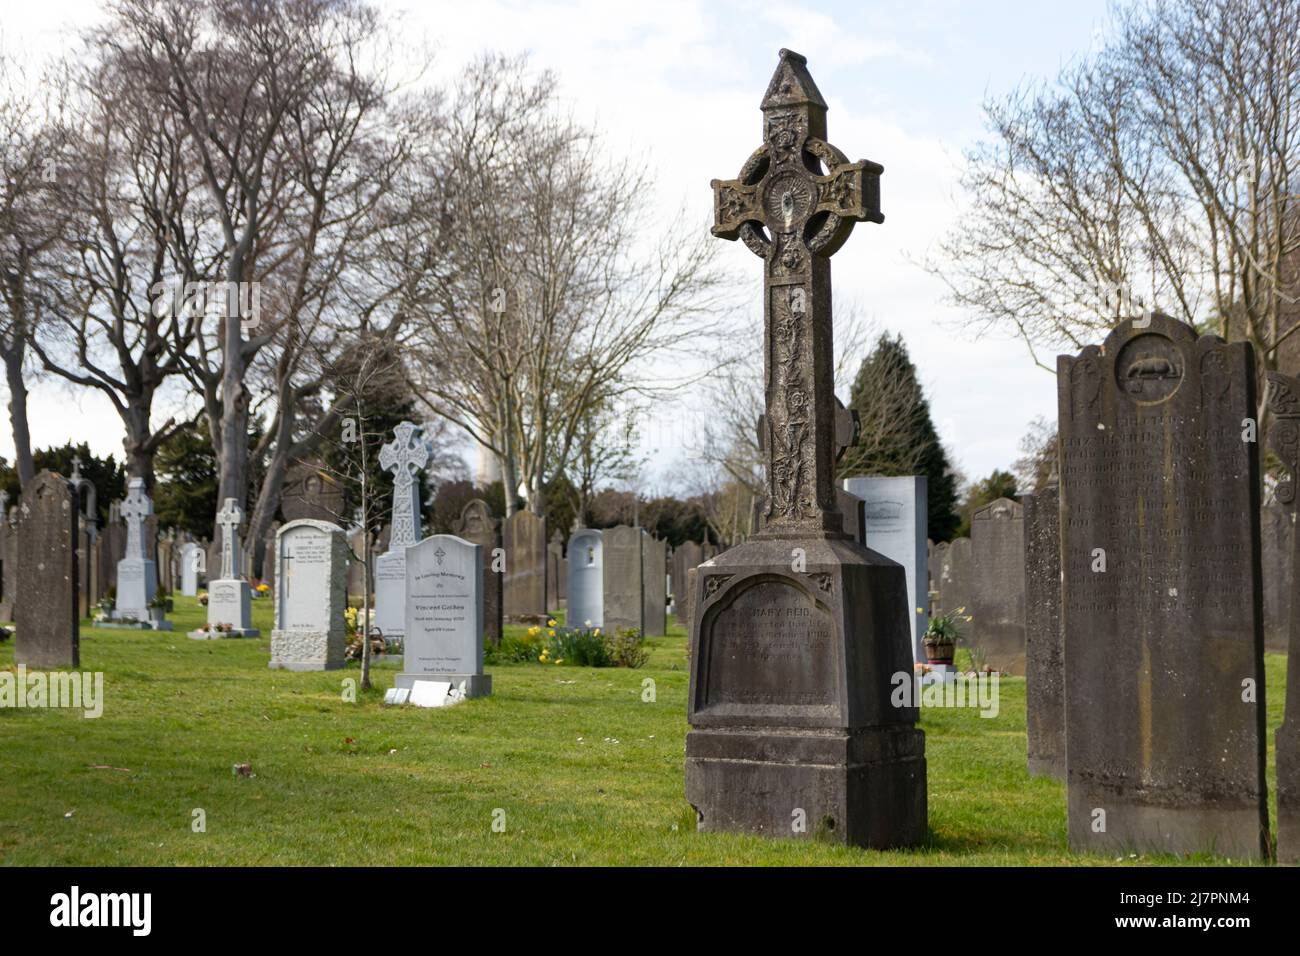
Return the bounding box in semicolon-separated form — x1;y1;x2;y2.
685;49;926;848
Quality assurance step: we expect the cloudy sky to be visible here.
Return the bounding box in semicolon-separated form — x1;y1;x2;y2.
2;0;1117;490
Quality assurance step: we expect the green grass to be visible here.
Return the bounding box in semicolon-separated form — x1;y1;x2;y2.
0;596;1287;865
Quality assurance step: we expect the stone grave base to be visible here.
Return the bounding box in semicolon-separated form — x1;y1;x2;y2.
188;627;261;640
268;628;345;671
1066;783;1269;860
100;618;173;631
1278;728;1299;864
685;725;927;850
394;671;491;698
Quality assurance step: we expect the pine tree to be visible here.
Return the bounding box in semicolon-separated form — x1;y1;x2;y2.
840;333;960;541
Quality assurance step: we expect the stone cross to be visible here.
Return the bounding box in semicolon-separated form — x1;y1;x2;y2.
711;49;881;537
379;421;431;549
216;497;244;580
120;478;152;559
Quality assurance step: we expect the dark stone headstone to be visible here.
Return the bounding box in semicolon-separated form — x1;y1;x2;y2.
503;510;546;618
686;49;925;849
15;471;79;667
1023;484;1064;779
673;541;704;625
454;499;503;644
642;534;667;636
969;498;1026;674
602;525;643;632
1059;315;1267;859
0;501;16;621
1265;370;1300;863
932;537;971;619
280;460;345;523
547;532;563;611
1262;502;1292;653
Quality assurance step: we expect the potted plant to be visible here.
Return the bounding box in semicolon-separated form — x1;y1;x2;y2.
923;612;961;665
147;591;168;626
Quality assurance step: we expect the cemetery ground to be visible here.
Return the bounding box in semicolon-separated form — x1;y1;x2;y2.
0;597;1287;866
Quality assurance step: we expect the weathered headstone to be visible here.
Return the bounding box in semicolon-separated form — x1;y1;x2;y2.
843;476;928;662
113;478;169;628
602;525;643;633
395;534;490;697
567;529;603;627
547;531;563;611
200;498;258;637
1265;370;1300;863
1023;476;1064;779
1262;501;1292;653
99;500;122;592
269;519;350;671
280;460;345;523
672;540;703;624
1059;314;1267;858
453;499;503;644
14;471;78;668
642;534;668;636
932;536;972;619
0;491;14;621
968;498;1025;673
503;510;547;618
686;49;925;848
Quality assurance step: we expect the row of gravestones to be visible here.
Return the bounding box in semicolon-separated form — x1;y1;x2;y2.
928;495;1296;680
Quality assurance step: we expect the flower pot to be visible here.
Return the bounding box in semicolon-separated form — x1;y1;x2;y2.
148;607;166;625
924;640;955;665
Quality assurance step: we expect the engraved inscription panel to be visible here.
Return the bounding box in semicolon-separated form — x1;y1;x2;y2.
702;578;835;710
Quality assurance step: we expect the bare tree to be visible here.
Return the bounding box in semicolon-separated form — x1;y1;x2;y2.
403;54;733;519
934;0;1300;434
30;52;198;486
0;50;67;486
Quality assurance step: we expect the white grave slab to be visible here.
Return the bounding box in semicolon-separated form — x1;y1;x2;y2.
844;475;929;663
268;519;349;671
566;529;604;628
395;534;490;697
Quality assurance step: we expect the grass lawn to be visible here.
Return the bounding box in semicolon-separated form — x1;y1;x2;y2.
0;595;1286;866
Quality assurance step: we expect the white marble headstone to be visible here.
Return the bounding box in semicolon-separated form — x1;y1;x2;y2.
395;534;490;697
844;476;929;663
269;519;349;671
566;529;604;628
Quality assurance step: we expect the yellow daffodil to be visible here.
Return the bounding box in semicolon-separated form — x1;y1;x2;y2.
528;625;540;636
548;629;556;638
547;618;557;627
555;658;564;665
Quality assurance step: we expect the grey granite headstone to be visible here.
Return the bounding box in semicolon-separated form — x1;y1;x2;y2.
642;534;668;636
453;499;502;644
1059;314;1267;859
14;471;78;667
686;49;925;849
1262;502;1292;653
1264;370;1300;863
395;534;490;698
1023;482;1064;779
969;498;1025;673
843;476;928;662
269;519;349;671
202;497;258;636
566;529;603;628
375;422;432;639
602;525;643;633
503;510;547;618
0;494;14;621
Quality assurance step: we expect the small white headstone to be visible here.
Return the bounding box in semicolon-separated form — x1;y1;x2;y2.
408;679;453;708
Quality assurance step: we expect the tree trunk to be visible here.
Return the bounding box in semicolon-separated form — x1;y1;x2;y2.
3;343;34;488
